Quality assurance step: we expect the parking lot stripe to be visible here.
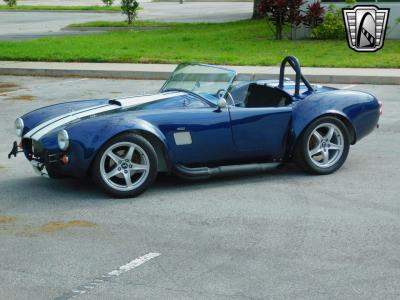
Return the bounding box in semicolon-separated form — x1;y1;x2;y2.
54;252;161;300
107;252;161;276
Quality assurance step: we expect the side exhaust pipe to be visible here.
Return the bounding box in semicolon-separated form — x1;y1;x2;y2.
175;162;280;180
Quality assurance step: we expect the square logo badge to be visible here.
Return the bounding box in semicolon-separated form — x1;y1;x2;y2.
342;5;390;52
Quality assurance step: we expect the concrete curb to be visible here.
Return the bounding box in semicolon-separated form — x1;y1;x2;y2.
0;61;399;84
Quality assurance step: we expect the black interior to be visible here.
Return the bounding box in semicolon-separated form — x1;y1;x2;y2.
230;83;292;108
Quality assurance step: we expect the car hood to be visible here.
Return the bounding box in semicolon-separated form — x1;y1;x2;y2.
21;91;187;141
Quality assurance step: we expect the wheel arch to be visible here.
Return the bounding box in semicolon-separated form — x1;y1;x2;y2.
317;113;356;144
289;112;356;158
87;129;171;177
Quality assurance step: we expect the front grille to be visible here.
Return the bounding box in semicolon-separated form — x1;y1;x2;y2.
32;140;44;157
21;138;33;156
47;153;58;163
21;138;58;164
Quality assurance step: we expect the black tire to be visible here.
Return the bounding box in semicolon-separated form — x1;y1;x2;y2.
92;133;158;198
294;116;350;175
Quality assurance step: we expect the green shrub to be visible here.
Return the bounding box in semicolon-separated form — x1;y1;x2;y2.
121;0;139;25
311;4;345;40
102;0;113;7
3;0;17;7
345;0;357;7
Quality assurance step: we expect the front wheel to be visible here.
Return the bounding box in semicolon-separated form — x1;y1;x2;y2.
294;116;350;175
92;134;158;198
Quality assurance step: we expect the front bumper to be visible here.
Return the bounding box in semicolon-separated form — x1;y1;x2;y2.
10;137;88;179
20;138;66;178
8;139;51;178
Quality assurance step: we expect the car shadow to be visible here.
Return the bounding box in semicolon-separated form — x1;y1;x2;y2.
151;163;308;192
0;163;309;207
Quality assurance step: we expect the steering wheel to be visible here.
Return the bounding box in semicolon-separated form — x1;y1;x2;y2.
216;89;226;99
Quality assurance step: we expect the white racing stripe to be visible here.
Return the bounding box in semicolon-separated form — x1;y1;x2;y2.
25;92;184;141
30;105;118;141
24;104;108;139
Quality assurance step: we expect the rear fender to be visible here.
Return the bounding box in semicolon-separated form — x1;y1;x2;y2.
288;111;356;157
288;90;379;155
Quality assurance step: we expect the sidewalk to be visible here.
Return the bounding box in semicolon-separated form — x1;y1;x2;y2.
0;61;399;84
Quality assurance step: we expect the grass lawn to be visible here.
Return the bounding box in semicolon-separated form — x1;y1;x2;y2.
0;19;399;68
0;5;121;11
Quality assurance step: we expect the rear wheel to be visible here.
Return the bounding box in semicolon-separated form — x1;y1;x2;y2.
92;134;158;198
294;116;350;175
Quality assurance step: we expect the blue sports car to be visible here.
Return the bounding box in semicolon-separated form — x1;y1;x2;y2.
9;56;381;198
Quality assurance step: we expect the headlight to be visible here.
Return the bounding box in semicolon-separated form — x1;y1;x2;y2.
57;130;69;151
15;118;24;137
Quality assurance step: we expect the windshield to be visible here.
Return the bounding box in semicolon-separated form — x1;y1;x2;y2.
160;64;236;99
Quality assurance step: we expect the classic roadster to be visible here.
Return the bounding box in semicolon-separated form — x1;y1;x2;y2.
9;56;381;197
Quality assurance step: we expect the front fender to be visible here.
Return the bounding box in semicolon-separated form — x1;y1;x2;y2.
63;114;169;176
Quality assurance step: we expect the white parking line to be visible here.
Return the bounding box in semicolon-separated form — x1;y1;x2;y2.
108;252;160;276
54;252;161;300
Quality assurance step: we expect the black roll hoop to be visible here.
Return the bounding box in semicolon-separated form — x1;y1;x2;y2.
278;56;314;97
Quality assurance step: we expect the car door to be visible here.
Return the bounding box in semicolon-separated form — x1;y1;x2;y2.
228;105;292;159
154;96;235;166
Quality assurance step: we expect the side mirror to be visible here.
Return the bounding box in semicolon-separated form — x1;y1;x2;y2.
217;98;227;109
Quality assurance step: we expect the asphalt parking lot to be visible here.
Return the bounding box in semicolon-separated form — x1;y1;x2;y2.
0;76;399;300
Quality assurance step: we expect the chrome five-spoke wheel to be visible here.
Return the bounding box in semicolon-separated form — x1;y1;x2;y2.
93;134;158;198
294;116;350;175
100;142;150;192
307;123;344;169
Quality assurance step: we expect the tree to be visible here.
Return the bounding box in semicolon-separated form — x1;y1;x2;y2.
258;0;290;40
121;0;139;25
303;1;325;29
287;0;305;39
253;0;263;19
4;0;17;7
102;0;113;7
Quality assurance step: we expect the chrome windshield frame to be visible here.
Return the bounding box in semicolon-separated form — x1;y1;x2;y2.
159;63;237;98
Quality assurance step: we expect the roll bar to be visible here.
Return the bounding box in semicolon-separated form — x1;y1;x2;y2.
278;56;314;97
